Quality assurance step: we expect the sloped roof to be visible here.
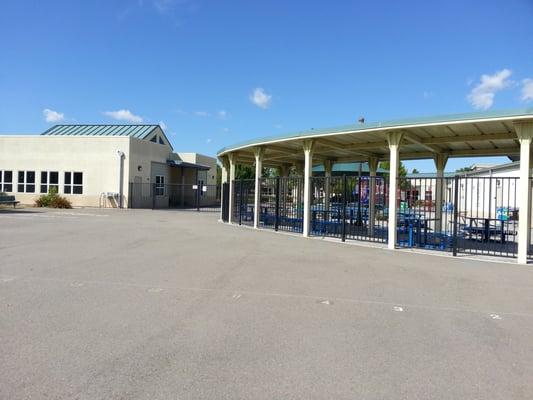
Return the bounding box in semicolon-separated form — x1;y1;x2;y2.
41;124;173;150
313;162;387;173
217;108;533;166
41;124;159;139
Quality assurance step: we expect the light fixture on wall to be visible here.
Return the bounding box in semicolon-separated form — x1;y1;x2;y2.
137;165;142;171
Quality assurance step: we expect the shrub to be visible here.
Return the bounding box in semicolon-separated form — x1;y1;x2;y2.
34;188;72;209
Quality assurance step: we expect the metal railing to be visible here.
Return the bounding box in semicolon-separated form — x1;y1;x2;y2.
232;179;255;226
310;176;388;242
258;177;304;233
227;175;523;259
129;182;220;211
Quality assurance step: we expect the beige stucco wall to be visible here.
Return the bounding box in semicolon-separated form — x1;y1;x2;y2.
177;152;217;185
0;135;132;207
0;133;216;209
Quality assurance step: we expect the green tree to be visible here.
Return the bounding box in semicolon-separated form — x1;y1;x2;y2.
411;168;419;174
455;166;474;173
236;164;254;179
379;161;410;189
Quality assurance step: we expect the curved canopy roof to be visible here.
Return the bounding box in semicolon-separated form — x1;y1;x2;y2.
217;108;533;166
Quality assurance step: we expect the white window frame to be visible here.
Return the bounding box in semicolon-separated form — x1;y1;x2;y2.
40;171;59;194
17;170;36;193
0;170;13;193
64;171;83;195
155;175;165;196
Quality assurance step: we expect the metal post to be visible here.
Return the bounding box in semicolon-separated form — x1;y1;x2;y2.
342;174;347;242
152;183;156;210
275;177;280;231
196;181;200;212
239;179;244;225
356;163;362;226
452;175;459;257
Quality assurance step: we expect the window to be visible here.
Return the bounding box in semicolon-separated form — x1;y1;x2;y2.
0;170;13;192
40;171;59;193
150;135;157;143
64;172;83;194
155;175;165;196
158;136;164;145
17;171;35;193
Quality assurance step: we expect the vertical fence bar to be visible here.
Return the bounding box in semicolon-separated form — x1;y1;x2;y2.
239;179;243;225
275;177;280;231
342;175;347;242
152;183;156;210
452;175;459;256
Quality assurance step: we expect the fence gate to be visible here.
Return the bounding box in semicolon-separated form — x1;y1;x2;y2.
310;176;388;243
395;176;519;258
232;179;255;226
258;177;304;233
454;176;518;258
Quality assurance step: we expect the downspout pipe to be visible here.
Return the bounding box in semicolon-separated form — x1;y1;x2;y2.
117;150;125;208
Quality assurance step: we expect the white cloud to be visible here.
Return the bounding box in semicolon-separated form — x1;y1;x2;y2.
521;79;533;102
194;111;210;117
103;109;143;123
250;87;272;109
158;121;168;130
467;69;512;110
217;110;228;119
43;108;65;123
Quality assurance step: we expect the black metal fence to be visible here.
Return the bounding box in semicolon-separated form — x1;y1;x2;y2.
394;176;519;258
129;182;220;211
226;175;522;259
454;176;519;258
258;177;304;233
233;179;255;226
396;177;455;251
221;182;229;222
310;176;388;242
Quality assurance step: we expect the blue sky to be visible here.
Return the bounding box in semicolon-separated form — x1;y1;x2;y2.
1;0;532;171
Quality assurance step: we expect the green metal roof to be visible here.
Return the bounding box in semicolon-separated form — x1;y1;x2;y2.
41;124;160;139
217;108;533;156
313;162;387;174
406;172;455;178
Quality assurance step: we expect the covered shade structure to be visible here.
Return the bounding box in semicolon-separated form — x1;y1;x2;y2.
218;109;533;264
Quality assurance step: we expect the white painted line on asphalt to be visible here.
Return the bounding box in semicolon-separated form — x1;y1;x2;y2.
70;282;85;287
393;306;404;312
148;288;164;293
0;277;15;283
318;299;333;305
18;275;533;319
490;314;502;320
232;293;242;300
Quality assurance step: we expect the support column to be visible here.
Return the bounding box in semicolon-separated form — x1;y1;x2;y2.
387;131;404;249
433;153;449;233
516;122;533;264
278;164;290;178
368;157;379;237
253;147;264;228
228;153;236;224
323;159;333;213
302;140;315;237
219;157;229;221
